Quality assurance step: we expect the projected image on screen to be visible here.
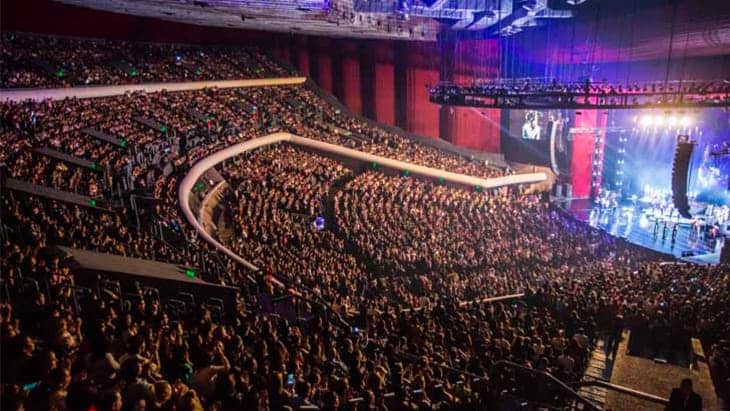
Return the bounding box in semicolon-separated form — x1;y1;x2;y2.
693;143;730;205
501;109;570;172
521;111;543;140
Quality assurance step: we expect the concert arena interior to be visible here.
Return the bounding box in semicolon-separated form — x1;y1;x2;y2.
1;0;729;410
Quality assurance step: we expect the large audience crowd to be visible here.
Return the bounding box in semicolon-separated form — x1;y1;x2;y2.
1;32;291;88
1;34;729;410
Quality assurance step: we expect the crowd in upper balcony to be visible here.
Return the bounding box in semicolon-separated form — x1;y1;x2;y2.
1;32;291;88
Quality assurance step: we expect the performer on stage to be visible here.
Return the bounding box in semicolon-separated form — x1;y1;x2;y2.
692;219;702;239
671;223;678;244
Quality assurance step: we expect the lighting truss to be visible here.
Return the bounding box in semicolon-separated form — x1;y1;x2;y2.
428;79;730;110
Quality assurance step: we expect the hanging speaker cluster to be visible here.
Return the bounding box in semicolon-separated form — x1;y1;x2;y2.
671;135;694;219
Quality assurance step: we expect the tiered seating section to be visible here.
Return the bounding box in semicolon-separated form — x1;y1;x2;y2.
1;32;291;88
0;33;728;411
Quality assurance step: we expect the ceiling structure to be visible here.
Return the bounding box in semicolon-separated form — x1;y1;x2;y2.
54;0;730;63
54;0;590;40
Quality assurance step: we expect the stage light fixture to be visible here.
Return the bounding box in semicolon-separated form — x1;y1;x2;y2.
680;116;692;127
640;115;652;127
652;115;665;127
668;116;678;127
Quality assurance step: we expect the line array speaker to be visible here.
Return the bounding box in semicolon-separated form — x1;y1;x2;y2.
671;135;694;219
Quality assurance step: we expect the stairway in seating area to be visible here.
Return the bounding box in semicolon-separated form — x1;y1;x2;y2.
577;338;613;409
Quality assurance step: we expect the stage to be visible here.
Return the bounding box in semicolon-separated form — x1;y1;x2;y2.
564;199;725;264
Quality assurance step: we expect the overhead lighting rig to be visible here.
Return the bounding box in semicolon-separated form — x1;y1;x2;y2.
428;78;730;110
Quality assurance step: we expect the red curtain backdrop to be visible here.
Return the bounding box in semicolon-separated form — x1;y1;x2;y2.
298;50;311;78
374;63;396;126
342;57;362;115
406;68;440;139
454;39;500;78
275;47;292;66
317;54;334;93
446;73;501;152
451;107;502;153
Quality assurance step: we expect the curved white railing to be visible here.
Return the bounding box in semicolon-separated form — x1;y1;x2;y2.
179;132;547;271
0;77;307;102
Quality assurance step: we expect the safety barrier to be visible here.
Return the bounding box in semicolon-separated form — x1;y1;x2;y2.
179;132;547;273
0;77;307;102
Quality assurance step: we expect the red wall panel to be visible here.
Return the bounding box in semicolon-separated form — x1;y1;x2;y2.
406;68;440;139
571;110;607;198
571;132;595;198
342;57;362;115
317;54;333;93
451;108;501;153
276;46;292;66
446;74;501;153
374;63;395;126
298;50;311;78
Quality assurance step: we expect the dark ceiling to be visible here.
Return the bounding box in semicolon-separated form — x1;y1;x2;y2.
51;0;730;62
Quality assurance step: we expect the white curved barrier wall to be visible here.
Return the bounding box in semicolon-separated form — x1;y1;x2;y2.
179;132;547;272
0;77;307;102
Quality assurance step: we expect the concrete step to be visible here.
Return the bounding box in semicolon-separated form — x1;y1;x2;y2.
578;390;607;407
578;338;615;410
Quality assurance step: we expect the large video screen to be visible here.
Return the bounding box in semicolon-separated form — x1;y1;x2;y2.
693;141;730;204
518;110;547;140
501;109;570;171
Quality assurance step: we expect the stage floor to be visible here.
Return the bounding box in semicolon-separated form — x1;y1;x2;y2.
564;199;723;264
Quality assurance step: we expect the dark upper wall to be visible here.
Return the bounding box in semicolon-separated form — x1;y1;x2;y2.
1;0;280;46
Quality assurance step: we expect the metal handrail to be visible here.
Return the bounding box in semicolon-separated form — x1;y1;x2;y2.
578;378;670;406
494;360;602;411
